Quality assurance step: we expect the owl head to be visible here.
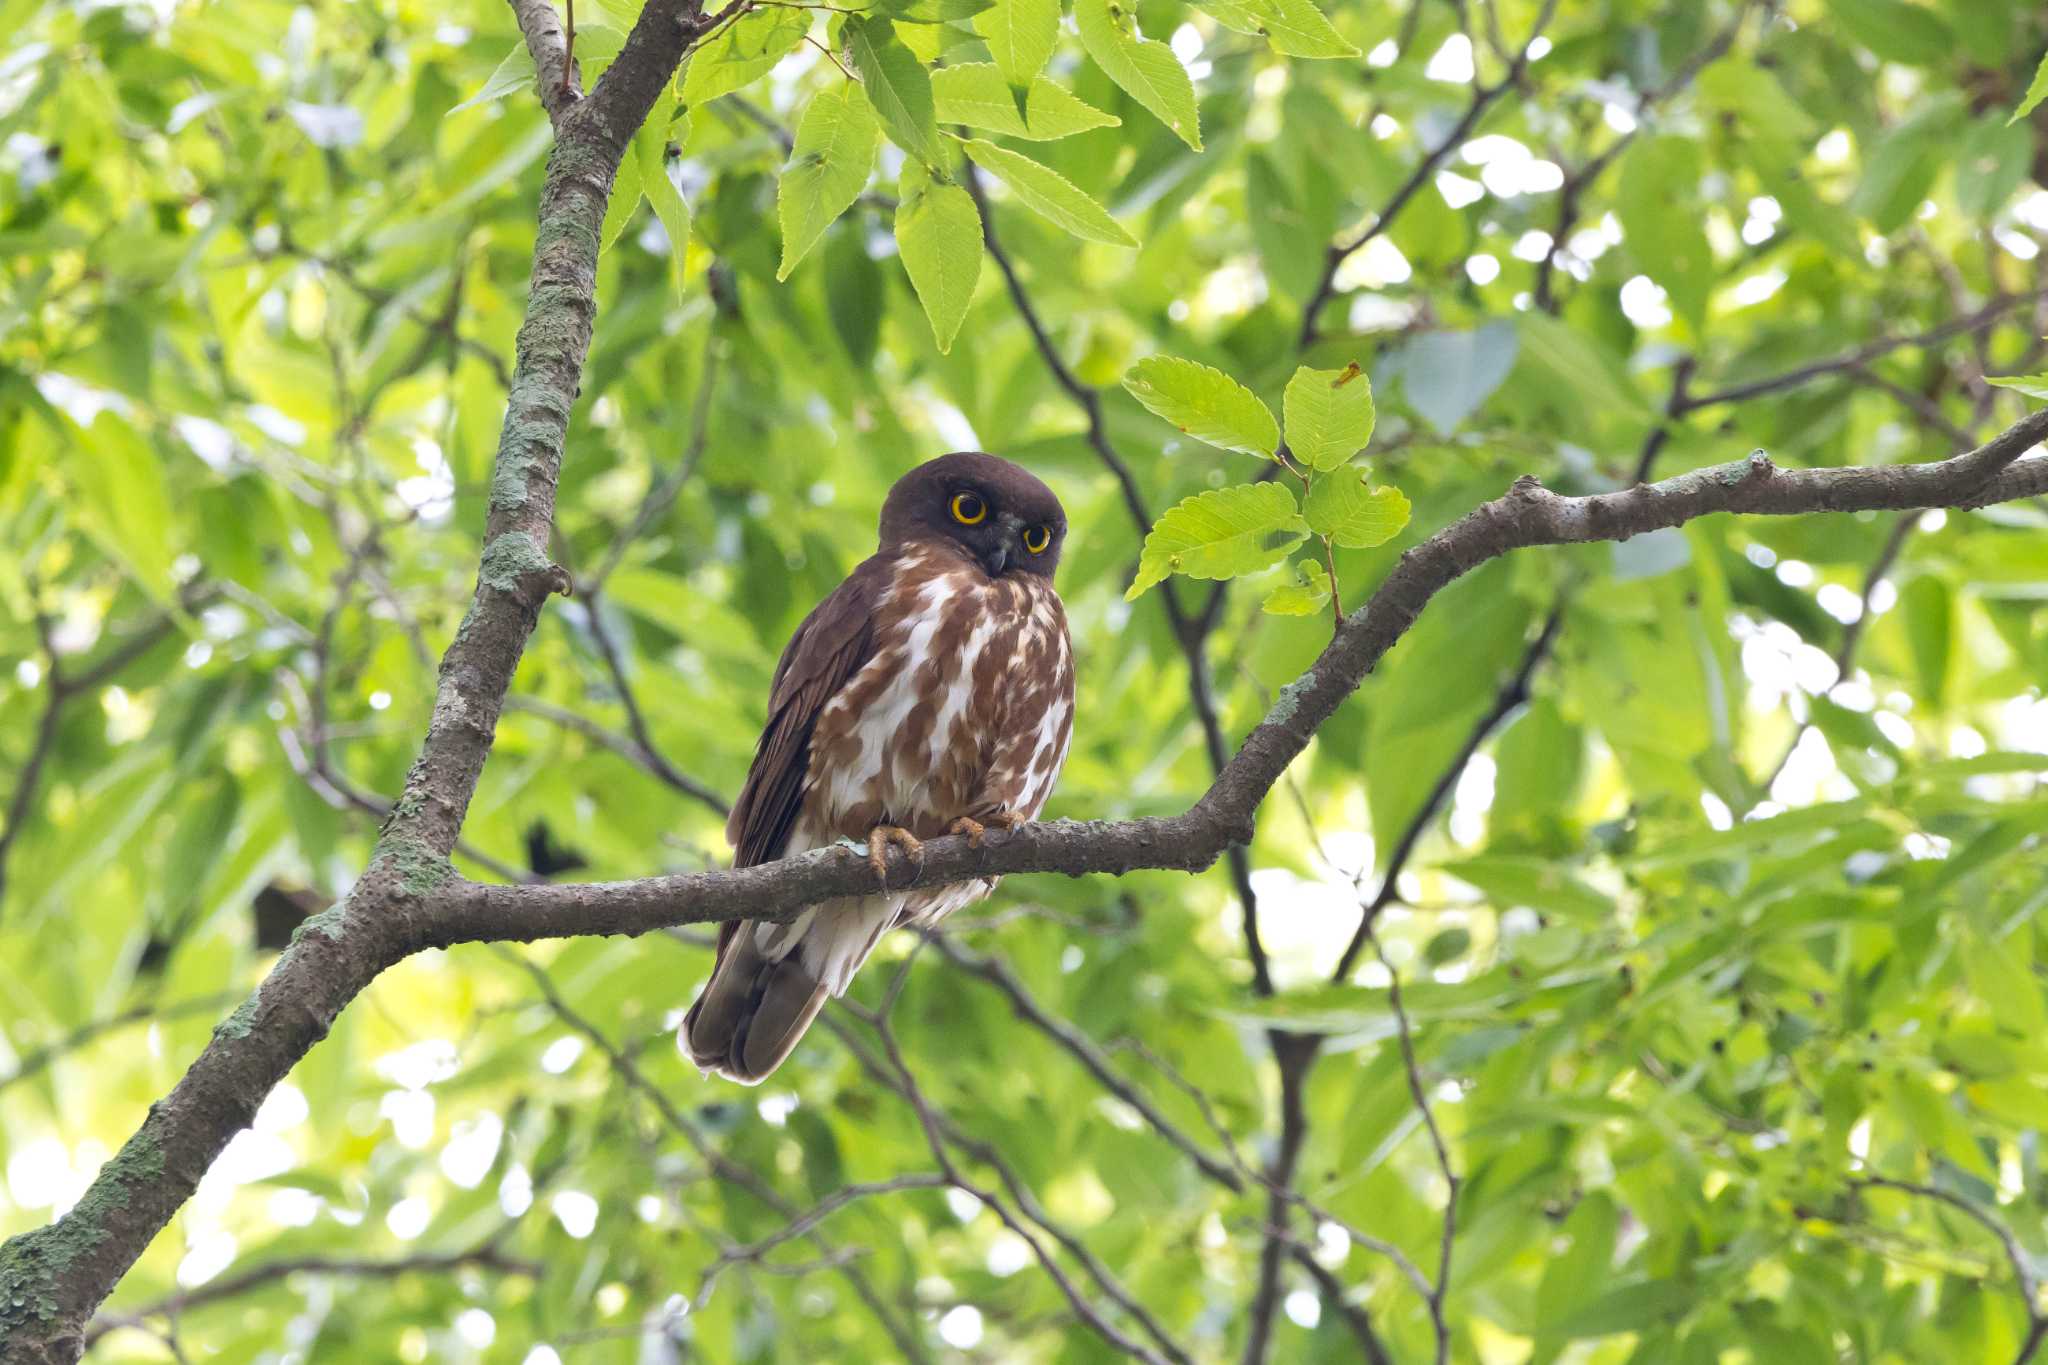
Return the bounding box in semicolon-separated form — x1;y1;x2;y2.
879;452;1067;580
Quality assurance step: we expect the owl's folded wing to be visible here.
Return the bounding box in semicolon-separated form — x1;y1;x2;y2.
723;555;888;868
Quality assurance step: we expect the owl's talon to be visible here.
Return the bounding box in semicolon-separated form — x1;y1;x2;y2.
868;825;924;888
948;816;987;847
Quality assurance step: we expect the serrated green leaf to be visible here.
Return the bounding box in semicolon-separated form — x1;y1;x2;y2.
599;144;644;252
879;0;994;21
933;65;1120;139
959;138;1136;246
450;42;534;115
845;17;943;167
1990;373;2048;403
2012;50;2048;125
636;110;691;297
1074;0;1201;150
1262;558;1330;616
1304;469;1409;548
1196;0;1355;58
1122;355;1278;457
895;163;982;352
974;0;1057;94
1283;362;1374;470
679;7;809;104
1263;0;1355;57
777;85;879;280
1128;483;1307;599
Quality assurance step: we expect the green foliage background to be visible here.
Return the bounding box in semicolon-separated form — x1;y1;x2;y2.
5;0;2048;1359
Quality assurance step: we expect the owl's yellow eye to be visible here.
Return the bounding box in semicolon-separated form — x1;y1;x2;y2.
951;492;987;525
1023;525;1052;554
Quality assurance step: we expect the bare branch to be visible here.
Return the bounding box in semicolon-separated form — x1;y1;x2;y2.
86;1239;538;1346
1372;931;1457;1365
508;0;582;126
929;935;1243;1190
1852;1177;2047;1365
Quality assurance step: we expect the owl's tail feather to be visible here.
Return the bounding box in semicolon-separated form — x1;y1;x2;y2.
683;906;892;1084
682;929;828;1085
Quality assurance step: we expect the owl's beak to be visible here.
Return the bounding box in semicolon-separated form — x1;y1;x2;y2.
983;513;1026;576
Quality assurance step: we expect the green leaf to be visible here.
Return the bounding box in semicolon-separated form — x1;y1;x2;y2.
599;143;644;252
1303;469;1409;548
1282;362;1374;471
895;162;982;353
932;65;1120;139
1850;96;1965;233
777;84;880;280
636;109;691;297
1197;0;1356;58
450;43;534;115
824;226;884;365
1616;135;1713;333
2012;49;2048;125
878;0;994;21
1902;574;1952;709
679;7;809;104
1954;116;2032;220
1127;482;1308;599
1989;373;2048;403
1073;0;1201;150
1440;854;1614;922
1390;324;1518;433
1262;558;1331;616
74;412;178;599
959;138;1136;246
974;0;1058;99
845;17;942;167
1547;1278;1691;1340
1962;934;2048;1036
1121;355;1278;458
1823;0;1952;66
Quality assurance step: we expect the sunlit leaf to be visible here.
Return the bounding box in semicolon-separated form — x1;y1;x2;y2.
932;64;1120;139
1074;0;1201;150
1261;557;1330;615
1122;355;1278;457
960;138;1136;246
974;0;1058;99
1302;468;1408;548
1282;362;1374;470
1127;482;1307;598
845;17;943;167
895;162;982;352
680;7;809;104
777;84;879;280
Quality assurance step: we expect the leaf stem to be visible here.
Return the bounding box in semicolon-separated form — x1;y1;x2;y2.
1321;535;1343;629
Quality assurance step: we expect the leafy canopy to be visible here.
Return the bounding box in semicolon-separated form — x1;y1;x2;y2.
4;0;2048;1360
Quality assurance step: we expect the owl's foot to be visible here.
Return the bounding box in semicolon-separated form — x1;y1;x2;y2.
948;810;1022;848
868;825;924;888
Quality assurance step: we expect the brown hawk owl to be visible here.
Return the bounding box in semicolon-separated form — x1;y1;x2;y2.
683;452;1075;1083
